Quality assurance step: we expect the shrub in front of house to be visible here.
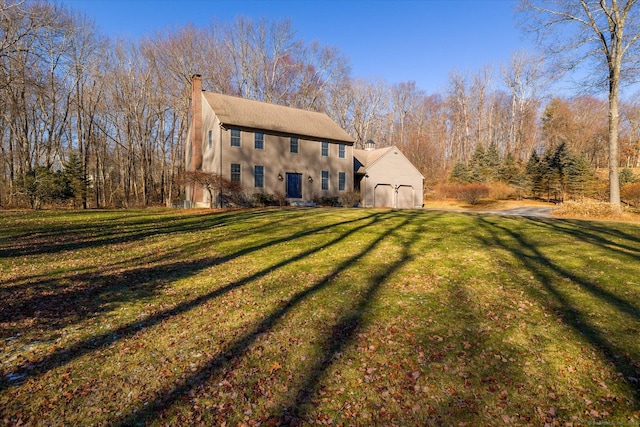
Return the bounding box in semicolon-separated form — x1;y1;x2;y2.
252;193;281;207
338;190;361;207
311;193;338;207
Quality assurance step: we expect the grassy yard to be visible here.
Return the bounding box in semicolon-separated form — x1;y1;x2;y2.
0;208;639;426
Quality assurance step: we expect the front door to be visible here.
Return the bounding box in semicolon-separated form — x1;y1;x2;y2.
286;173;302;198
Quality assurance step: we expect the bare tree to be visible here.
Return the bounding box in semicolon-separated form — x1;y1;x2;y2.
501;50;545;158
520;0;640;207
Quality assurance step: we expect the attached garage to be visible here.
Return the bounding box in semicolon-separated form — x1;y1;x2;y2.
374;184;394;207
396;185;415;209
354;141;424;209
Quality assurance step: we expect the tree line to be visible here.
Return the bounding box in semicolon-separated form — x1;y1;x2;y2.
1;0;639;209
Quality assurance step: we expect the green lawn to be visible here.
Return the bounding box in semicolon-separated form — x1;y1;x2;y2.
1;208;639;426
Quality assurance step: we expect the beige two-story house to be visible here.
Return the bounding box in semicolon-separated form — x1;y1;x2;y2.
186;75;355;207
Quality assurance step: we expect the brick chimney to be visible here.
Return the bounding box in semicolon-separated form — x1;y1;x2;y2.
190;74;203;171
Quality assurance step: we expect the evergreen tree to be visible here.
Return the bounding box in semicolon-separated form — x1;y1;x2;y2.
469;144;487;182
567;155;596;200
450;161;472;184
500;152;525;189
15;167;71;209
548;142;571;202
484;142;501;182
525;150;544;197
619;168;635;188
64;152;88;209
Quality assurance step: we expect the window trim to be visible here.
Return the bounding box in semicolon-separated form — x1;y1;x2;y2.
254;132;264;150
230;129;241;147
321;170;329;191
254;165;264;188
338;171;346;191
321;141;329;157
338;143;346;159
230;163;241;184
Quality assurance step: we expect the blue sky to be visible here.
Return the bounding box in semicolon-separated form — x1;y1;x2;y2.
65;0;532;94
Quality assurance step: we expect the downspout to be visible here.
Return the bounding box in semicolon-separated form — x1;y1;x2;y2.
219;124;224;208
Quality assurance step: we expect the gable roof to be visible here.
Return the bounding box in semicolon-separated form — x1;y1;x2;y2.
353;146;425;178
202;92;354;144
353;146;394;174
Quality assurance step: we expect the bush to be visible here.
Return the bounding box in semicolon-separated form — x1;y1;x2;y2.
273;191;287;206
433;184;459;199
620;168;636;188
554;200;626;219
621;182;640;207
338;190;361;207
252;193;279;207
312;194;339;207
487;182;518;201
453;183;490;205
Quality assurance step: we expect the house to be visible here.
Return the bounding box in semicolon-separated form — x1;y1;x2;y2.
354;140;424;208
185;75;354;207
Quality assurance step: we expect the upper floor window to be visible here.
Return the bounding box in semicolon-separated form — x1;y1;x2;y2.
321;141;329;157
231;163;241;184
254;165;264;188
231;129;241;147
290;137;298;154
208;130;213;149
338;172;346;191
338;144;346;159
321;170;329;191
255;132;264;150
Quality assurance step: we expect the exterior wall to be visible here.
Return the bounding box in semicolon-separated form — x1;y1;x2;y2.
194;96;353;206
360;149;424;208
216;127;353;202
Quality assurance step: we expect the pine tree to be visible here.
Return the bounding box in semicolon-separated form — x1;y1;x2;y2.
450;161;472;184
525;150;544;198
548;142;571;202
567;155;596;200
469;144;487;183
500;152;525;188
64;152;88;209
484;142;501;182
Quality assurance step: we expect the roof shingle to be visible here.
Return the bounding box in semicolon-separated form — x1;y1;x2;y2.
202;92;353;144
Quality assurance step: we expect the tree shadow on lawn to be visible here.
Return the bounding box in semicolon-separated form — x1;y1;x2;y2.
114;211;423;426
0;210;390;394
473;215;640;408
0;208;315;291
0;208;287;259
0;208;359;338
527;217;640;260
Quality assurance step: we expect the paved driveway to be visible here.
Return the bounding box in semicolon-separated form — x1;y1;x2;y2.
475;207;554;217
426;206;554;218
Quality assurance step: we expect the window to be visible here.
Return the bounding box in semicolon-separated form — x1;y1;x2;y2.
231;163;241;184
254;165;264;188
338;172;346;191
290;137;298;153
321;170;329;191
231;129;241;147
254;132;264;150
338;144;346;159
208;130;213;149
321;141;329;157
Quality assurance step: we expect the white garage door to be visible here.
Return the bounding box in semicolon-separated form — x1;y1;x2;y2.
374;184;393;207
397;185;414;208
